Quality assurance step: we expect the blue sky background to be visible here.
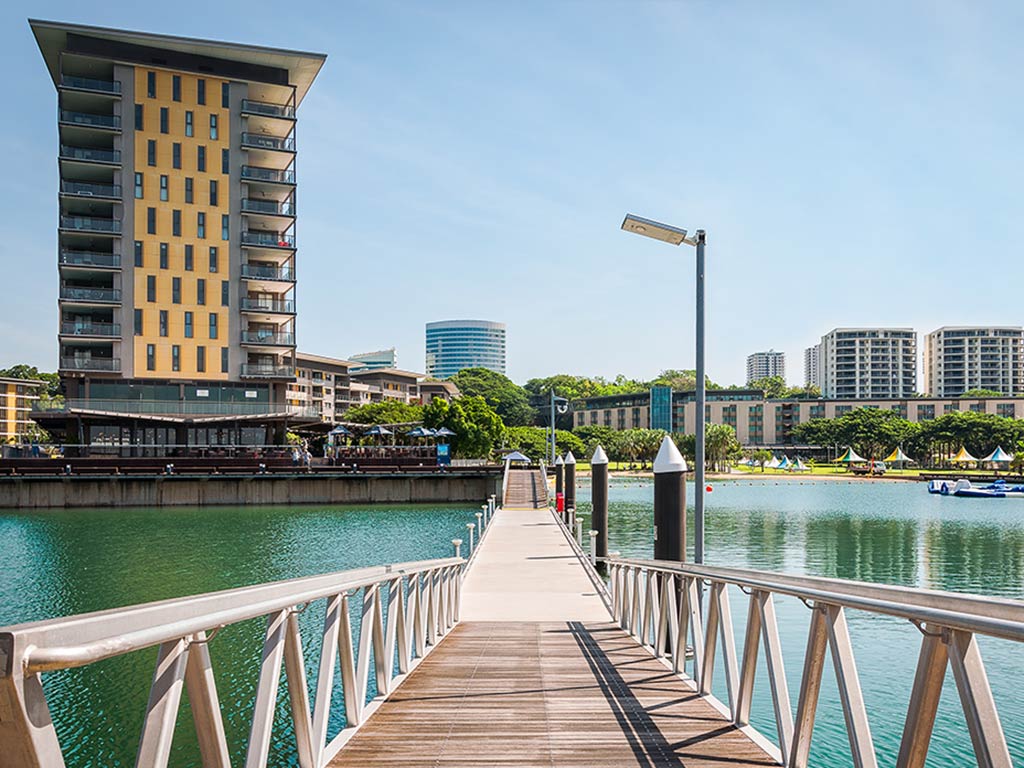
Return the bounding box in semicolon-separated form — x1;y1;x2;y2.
3;1;1022;386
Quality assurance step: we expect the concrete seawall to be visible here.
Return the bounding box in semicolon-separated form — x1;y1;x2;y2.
0;472;502;509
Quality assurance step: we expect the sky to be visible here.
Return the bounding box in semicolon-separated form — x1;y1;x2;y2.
3;0;1023;387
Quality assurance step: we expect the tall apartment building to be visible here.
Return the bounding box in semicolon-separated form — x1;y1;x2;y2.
425;320;506;380
32;21;324;450
923;327;1024;397
818;328;917;399
803;344;821;389
746;350;785;384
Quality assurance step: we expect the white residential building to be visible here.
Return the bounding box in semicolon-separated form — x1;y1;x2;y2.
923;326;1024;397
746;350;785;384
804;345;821;389
819;328;917;399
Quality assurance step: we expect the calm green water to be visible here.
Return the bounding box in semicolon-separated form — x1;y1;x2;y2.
576;477;1024;766
0;503;478;767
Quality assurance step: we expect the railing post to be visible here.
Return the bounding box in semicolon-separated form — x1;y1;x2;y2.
452;538;462;559
588;530;598;565
481;505;488;529
466;523;475;556
475;512;483;539
575;518;583;546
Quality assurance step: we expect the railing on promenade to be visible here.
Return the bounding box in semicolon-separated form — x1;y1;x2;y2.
0;557;464;768
606;558;1023;768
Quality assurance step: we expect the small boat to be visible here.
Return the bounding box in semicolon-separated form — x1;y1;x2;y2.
928;478;1024;498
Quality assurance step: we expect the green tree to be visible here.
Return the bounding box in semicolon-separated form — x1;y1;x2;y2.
504;426;585;461
0;365;60;397
748;375;821;400
751;448;773;472
342;401;424;425
705;423;742;471
449;368;534;426
960;389;1006;398
572;425;620;462
423;395;504;459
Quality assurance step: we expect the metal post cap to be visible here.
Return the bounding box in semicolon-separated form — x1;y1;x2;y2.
653;435;688;474
564;451;577;465
591;445;609;465
554;455;564;465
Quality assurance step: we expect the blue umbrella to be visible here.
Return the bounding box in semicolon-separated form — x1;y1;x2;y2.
330;425;351;436
434;427;456;438
365;425;393;436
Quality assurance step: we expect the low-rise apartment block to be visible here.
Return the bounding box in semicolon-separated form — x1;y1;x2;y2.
1;378;44;442
923;326;1024;397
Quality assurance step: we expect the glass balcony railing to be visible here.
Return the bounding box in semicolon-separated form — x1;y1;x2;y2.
241;100;296;119
59;250;121;268
60;145;121;164
241;165;295;184
60;357;121;372
60;180;121;198
241;198;295;216
39;398;316;418
241;264;295;281
240;364;294;379
59;286;121;303
61;321;121;337
60;76;121;94
59;110;121;130
60;216;121;234
241;132;295;152
241;231;295;249
240;297;296;314
240;331;296;346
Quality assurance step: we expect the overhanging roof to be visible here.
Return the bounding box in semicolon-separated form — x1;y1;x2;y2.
29;18;326;105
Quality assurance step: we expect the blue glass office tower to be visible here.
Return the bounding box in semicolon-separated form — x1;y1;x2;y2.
425;320;506;380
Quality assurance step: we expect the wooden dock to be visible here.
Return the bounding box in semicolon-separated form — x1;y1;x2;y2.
329;507;776;767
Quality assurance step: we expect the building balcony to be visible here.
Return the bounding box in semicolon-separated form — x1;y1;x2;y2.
60;215;121;234
240;364;294;379
59;145;121;166
241;231;295;250
60;76;121;95
60;357;121;372
240;297;295;314
59;250;121;269
60;180;121;200
59;110;121;131
241;100;296;120
241;165;295;185
59;285;121;303
241;331;296;346
241;263;295;282
241;198;295;217
241;132;295;153
60;321;121;338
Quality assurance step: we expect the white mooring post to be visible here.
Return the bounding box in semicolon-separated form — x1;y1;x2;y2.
591;445;609;564
466;523;475;555
653;435;688;562
452;539;462;558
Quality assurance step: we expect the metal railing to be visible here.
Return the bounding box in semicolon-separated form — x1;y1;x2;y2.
36;399;316;417
59;180;121;198
241;263;295;281
240;297;296;313
59;145;120;164
241;198;295;216
241;231;295;249
59;250;120;268
59;285;121;302
59;110;121;129
59;216;121;234
241;330;296;346
241;132;296;152
240;364;295;378
0;557;463;767
241;99;296;119
60;321;120;337
606;558;1023;767
241;165;295;184
60;75;121;93
58;357;120;372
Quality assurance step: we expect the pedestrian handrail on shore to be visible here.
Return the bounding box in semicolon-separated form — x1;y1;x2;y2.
606;557;1022;768
0;557;464;768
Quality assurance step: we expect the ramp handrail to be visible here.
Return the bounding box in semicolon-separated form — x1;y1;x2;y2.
0;556;464;768
501;458;511;505
607;557;1023;767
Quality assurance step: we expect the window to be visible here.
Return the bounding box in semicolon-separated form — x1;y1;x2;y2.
208;246;218;272
147;140;156;166
221;82;230;108
196;345;206;373
147;71;156;98
172;75;181;102
221;347;229;373
134;173;143;199
221;214;230;240
159;242;168;269
135;103;143;130
147;344;156;371
185;178;194;204
185;111;194;137
221;148;229;174
173;143;182;169
147;275;156;302
197;146;206;172
172;210;181;237
147;207;156;234
209;180;218;207
159;107;169;134
172;345;180;372
209;313;218;339
197;79;206;105
134;309;143;336
184;244;194;271
134;240;143;267
184;311;194;338
159;175;168;201
197;212;206;239
172;277;181;304
197;278;206;305
159;310;168;337
221;280;229;307
209;114;218;140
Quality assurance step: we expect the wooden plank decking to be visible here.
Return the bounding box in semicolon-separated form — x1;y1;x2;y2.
329;621;775;767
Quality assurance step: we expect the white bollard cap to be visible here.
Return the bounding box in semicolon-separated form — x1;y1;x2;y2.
654;435;688;474
591;445;609;465
564;451;577;465
554;455;564;466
